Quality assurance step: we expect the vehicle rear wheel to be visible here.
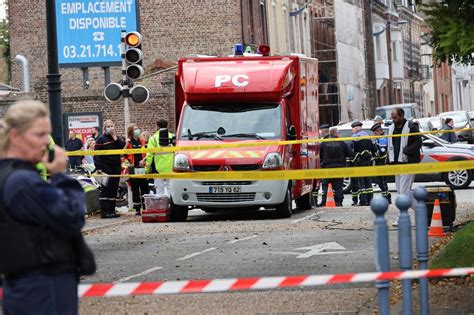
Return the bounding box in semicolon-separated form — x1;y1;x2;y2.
275;188;292;218
169;200;189;222
295;192;315;210
445;169;472;189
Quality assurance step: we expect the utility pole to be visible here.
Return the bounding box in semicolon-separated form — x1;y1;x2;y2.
46;0;63;146
363;0;377;116
385;14;394;105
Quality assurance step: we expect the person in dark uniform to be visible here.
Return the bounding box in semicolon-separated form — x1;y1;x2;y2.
318;127;352;207
125;123;149;215
0;100;95;315
64;129;83;169
313;123;331;205
94;119;126;218
351;121;375;206
371;123;391;203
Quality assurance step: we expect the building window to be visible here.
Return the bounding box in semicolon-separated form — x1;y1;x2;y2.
272;1;279;52
375;32;382;61
392;41;397;62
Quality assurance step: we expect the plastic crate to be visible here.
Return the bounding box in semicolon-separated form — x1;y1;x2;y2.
425;187;456;228
142;194;170;223
143;194;170;210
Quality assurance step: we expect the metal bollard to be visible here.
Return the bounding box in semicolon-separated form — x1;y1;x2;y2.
414;187;430;315
396;194;413;315
370;197;391;315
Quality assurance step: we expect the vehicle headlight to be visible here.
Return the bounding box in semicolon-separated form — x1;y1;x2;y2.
174;153;190;170
262;152;283;169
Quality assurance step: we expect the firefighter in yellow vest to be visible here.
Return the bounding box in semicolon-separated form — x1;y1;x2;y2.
145;119;174;196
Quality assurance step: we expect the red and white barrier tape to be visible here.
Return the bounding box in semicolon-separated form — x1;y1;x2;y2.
1;267;473;298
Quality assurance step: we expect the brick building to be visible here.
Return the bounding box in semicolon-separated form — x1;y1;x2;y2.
7;0;269;138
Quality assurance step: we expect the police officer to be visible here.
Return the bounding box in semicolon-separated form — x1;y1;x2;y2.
313;123;331;205
351;121;375;206
0;100;95;314
318;127;352;207
371;123;391;203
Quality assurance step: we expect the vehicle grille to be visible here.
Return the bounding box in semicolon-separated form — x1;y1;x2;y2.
201;181;253;186
231;164;261;171
196;193;256;203
193;165;220;171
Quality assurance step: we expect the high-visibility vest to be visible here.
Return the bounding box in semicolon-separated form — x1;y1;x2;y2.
145;131;174;174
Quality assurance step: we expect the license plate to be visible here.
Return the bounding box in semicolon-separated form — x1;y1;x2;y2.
209;186;241;193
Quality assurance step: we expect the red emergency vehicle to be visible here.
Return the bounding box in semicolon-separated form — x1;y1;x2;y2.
170;52;320;221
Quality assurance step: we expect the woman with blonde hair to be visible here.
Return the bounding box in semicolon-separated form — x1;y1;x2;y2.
0;100;94;314
94;119;126;218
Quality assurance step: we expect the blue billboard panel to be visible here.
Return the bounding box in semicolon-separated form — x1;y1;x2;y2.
56;0;139;67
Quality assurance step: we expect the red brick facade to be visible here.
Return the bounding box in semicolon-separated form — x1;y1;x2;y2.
7;0;243;135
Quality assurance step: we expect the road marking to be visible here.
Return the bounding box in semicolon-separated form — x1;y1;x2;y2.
114;266;163;283
176;247;218;261
291;211;323;224
226;235;259;244
275;242;352;259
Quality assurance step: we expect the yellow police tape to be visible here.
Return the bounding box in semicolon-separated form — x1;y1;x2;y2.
91;160;474;181
67;127;474;157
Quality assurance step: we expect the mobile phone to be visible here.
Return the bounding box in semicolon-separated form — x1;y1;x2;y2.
47;147;55;162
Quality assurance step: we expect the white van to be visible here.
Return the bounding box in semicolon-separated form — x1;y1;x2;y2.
374;103;420;120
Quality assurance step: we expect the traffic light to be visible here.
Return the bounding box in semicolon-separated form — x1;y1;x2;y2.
124;31;144;80
103;82;123;103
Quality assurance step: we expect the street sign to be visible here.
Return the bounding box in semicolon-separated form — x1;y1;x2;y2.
55;0;139;67
62;112;103;143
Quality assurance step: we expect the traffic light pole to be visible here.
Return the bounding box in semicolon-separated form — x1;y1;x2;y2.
46;0;63;146
121;30;131;137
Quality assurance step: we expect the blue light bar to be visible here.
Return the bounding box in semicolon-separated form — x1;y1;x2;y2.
234;44;244;56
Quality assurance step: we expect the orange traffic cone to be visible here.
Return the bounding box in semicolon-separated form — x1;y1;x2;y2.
325;183;336;208
428;199;445;237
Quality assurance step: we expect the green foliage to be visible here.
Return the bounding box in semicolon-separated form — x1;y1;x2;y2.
420;0;474;65
0;18;10;81
430;221;474;268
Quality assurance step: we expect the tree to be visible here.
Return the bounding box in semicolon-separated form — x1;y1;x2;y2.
420;0;474;64
0;18;10;82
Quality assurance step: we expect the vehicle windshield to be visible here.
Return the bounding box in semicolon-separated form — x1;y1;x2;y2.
375;107;414;119
179;103;282;140
439;112;468;123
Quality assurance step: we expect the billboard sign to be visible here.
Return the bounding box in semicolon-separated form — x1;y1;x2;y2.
56;0;139;67
63;112;103;143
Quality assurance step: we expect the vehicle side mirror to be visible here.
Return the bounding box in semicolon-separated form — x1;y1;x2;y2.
287;125;296;140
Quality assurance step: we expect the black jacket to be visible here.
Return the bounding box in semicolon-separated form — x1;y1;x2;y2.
94;134;126;174
320;139;352;168
397;120;422;164
0;159;90;276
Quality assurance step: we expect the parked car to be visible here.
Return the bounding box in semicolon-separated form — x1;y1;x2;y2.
336;122;474;192
438;111;474;143
374;103;421;121
415;116;444;132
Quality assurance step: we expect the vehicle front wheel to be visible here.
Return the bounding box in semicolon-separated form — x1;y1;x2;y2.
275;188;293;218
445;169;472;189
169;200;189;222
295;192;315;210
